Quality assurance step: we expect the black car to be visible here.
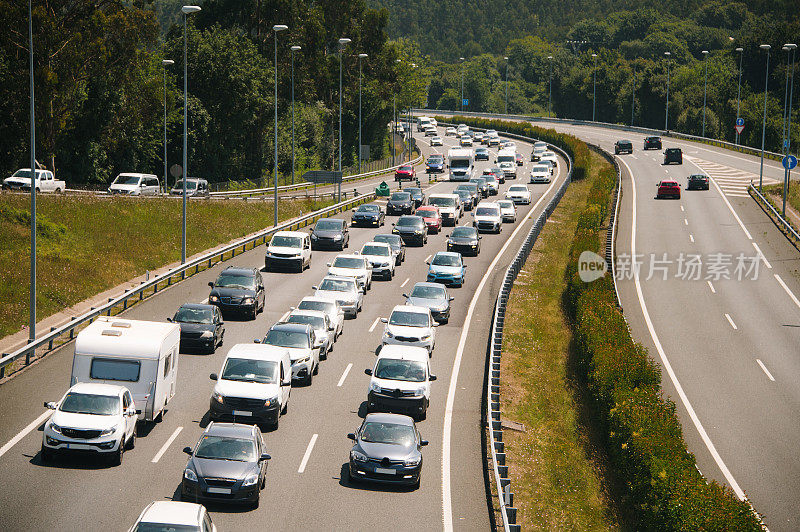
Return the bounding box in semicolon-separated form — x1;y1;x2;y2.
664;148;682;165
208;267;265;320
614;140;633;155
425;155;445;174
311;218;349;251
347;413;427;488
405;187;425;208
374;233;406;265
446;226;481;256
392;215;428;246
454;189;474;211
469;177;489;198
687;174;710;190
351;203;385;227
181;422;270;507
170;303;224;354
474;147;490;161
455;184;479;206
644;136;662;150
488;166;505;184
387;191;414;215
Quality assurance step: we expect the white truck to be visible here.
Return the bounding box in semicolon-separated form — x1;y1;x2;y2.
2;168;64;193
447;147;474;182
417;116;433;132
72;317;181;423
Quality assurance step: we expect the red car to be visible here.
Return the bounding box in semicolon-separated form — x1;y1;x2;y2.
656;180;681;199
415;205;442;233
515;152;523;166
395;164;415;182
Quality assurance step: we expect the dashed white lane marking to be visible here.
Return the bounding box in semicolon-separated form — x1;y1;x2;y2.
152;426;183;463
400;278;409;287
424;254;432;263
774;274;800;310
298;433;318;473
680;205;685;212
337;364;353;387
751;242;772;269
684;218;688;226
725;313;738;330
707;281;716;293
756;359;775;382
0;410;51;460
690;234;695;243
368;317;380;333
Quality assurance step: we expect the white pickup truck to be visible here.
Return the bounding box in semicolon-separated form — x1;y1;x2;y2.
2;168;65;193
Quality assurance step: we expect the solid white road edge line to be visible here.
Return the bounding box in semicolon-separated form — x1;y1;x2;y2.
368;317;380;333
617;156;747;500
298;433;318;474
707;281;716;293
751;242;772;269
756;359;776;382
337;363;353;387
0;410;51;460
442;159;561;531
400;278;409;288
774;274;800;310
725;313;738;330
152;426;183;463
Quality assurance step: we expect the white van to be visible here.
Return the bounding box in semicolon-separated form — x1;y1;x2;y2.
209;343;292;428
417;117;432;132
447;147;474;182
265;230;312;272
428;193;462;226
496;148;517;180
108;173;160;196
72;317;180;422
365;344;437;420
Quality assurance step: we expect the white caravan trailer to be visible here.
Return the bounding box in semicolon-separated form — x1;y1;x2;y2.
72;317;180;422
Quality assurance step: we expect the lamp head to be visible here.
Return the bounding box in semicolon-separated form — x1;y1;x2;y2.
359;53;368;58
162;59;175;66
702;50;708;55
273;24;288;32
291;45;302;52
735;47;743;53
760;44;771;51
181;5;201;14
339;38;351;46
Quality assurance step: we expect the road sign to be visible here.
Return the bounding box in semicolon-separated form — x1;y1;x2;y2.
735;118;744;135
170;164;183;178
302;170;343;184
783;155;798;170
736;117;744;126
734;124;744;135
462;98;469;107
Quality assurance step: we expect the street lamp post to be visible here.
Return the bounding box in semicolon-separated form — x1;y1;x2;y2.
338;37;351;203
631;64;636;126
162;59;174;193
702;50;709;137
782;43;797;214
290;45;301;186
272;24;287;227
358;53;368;175
759;44;771;190
181;5;201;265
664;51;671;131
460;57;465;112
591;53;597;122
547;56;553;118
504;57;509;114
735;47;744;145
28;0;36;342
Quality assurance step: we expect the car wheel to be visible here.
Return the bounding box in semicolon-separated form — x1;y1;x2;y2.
251;492;260;509
111;440;124;466
272;414;279;430
126;427;136;450
281;399;288;415
320;347;328;361
305;369;313;386
251;307;258;320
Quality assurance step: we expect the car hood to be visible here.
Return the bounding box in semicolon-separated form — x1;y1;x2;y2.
315;289;357;302
394;225;423;234
267;245;302;255
215;379;279;400
406;297;447;311
51;410;118;431
499;163;515;169
178;322;214;335
4;177;31;185
386;324;431;337
429;264;463;275
474;214;501;223
109;183;139;191
357;440;415;460
426;162;443;168
192;457;255;480
313;230;343;238
328;267;367;278
210;287;256;298
363;253;392;264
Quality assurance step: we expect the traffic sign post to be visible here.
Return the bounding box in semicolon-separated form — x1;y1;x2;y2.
735;118;745;136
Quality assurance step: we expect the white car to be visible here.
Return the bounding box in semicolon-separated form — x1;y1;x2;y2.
539;151;558;173
381;305;438;354
296;296;344;339
3;168;64;193
496;199;517;223
472;202;503;233
498;161;516;180
281;309;334;356
488;136;501;147
108;173;160;196
314;276;363;318
265;231;312;272
430;136;443;146
530;164;552;184
506;185;532;205
445;127;457;136
41;382;138;465
365;345;437;420
129;501;216;532
360;242;396;280
209;343;292;427
327;254;372;291
531;142;547;161
459;136;473;147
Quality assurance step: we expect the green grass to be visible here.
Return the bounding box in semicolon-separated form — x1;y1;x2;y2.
501;150;619;531
0;194;332;339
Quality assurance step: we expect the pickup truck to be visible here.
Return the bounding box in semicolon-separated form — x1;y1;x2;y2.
2;169;65;193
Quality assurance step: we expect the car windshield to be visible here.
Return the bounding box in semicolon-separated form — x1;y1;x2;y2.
532;166;549;173
133;524;200;532
194;435;257;462
470;179;486;187
450;159;470;169
214;273;255;289
362;245;390;256
59;393;119;416
429;197;455;207
509;186;527;193
475;207;499;216
174;306;213;324
406;188;421;195
221;358;277;384
374;234;400;246
432;254;461;267
451;227;477;238
428;156;443;162
173;180;197;190
389;310;430;327
113;175;141;185
11;169;34;178
287;314;325;330
373;359;427;383
497;155;514;163
298;300;334;314
398;166;412;172
271;235;302;248
497;201;514;209
332;257;364;269
455;191;470;199
690;175;706;180
396;217;422;227
416;208;437;217
264;329;310;349
357;205;379;212
316;219;343;231
319;278;354;292
476;148;487;153
390;192;410;201
410;284;446;299
360;421;417;445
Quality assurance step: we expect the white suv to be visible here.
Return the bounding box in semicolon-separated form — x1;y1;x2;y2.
365;345;437;420
42;383;138;465
360;242;396;280
265;231;312;272
327;254;372;291
472;202;503;233
381;305;438;355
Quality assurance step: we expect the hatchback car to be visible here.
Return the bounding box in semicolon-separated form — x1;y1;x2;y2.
664;148;682;165
430;136;443;146
687;174;710;190
360;241;396;280
311;218;349;251
170;303;224;354
296;296;344;339
446;226;481;256
656;180;681;199
455;189;475;211
474;147;490;161
415;205;442;234
487;165;505;184
381;305;438;354
405;187;425;208
506;184;532;205
644;136;662;150
395;164;416;182
327;254;372;292
427;251;466;287
281;309;334;357
181;422;270;507
472;202;503;233
387;191;414;215
426;154;445;174
614;140;633;155
392;215;428;246
208;267;265;320
374;233;406;265
347;412;428;487
365;347;437;420
129;501;216;532
260;322;320;384
496;200;517;223
530;164;552;184
313;276;363;318
404;282;453;324
351;204;385;227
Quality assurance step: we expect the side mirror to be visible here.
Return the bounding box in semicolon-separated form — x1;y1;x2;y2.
167;317;174;322
260;453;271;461
290;306;296;311
219;321;224;326
182;446;193;455
420;440;429;446
364;368;373;376
433;323;440;327
425;260;430;265
311;286;319;290
208;282;214;288
380;318;388;323
126;409;137;417
136;409;142;415
449;296;455;301
347;433;357;441
210;373;218;381
429;374;437;381
44;401;57;410
326;262;332;267
253;338;262;344
402;293;409;298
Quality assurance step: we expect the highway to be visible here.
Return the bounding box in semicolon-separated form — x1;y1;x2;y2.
0;125;568;530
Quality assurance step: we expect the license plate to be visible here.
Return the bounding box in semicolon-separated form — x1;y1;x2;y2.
232;410;252;416
375;467;396;475
64;443;92;450
206;487;232;494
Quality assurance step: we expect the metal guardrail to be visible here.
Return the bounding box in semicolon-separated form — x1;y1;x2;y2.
749;184;800;246
591;145;624;310
0;193;377;378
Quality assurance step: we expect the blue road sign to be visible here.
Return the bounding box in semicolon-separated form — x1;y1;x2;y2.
736;117;744;126
462;98;469;107
784;155;798;170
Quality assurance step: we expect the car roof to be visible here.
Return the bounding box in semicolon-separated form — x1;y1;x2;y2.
287;309;327;321
227;343;289;361
322;275;357;283
270;322;313;333
178;303;215;311
363;411;416;426
377;344;430;363
138;501;204;526
300;296;337;305
476;202;500;209
273;230;306;238
362;241;392;248
67;382;125;396
221;267;257;276
334;253;365;261
392;304;430;315
508;184;528;189
205;421;257;439
434;251;462;259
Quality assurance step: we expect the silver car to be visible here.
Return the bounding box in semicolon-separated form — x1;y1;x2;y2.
404;282;453;324
313;276;363;318
280;309;335;357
